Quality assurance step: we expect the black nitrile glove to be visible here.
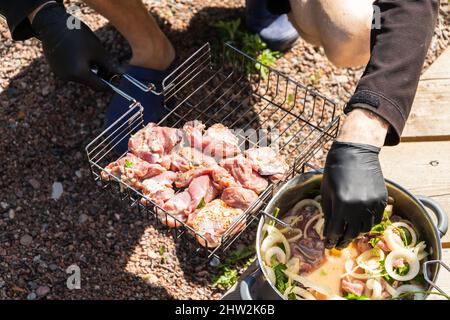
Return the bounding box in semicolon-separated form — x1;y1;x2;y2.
31;3;119;91
321;141;388;249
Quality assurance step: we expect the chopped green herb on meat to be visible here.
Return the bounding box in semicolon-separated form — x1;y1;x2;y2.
196;198;206;209
124;159;133;168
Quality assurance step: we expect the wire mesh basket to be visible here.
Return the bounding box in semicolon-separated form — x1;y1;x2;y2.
86;42;340;260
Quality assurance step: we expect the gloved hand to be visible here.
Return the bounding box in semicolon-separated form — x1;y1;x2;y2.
321;141;388;249
31;3;119;91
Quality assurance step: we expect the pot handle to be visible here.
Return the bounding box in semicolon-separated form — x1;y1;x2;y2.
423;260;450;298
303;163;324;174
416;195;449;239
240;268;261;300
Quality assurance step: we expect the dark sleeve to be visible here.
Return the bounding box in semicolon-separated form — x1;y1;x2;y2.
0;0;63;40
345;0;439;146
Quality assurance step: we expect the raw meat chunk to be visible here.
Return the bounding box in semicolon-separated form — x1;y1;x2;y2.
187;175;219;212
175;167;214;189
101;153;165;189
221;187;258;210
210;165;240;191
170;147;216;172
129;123;183;164
203;124;241;160
183;122;241;160
220;155;268;194
187;199;245;248
158;191;192;228
141;181;175;207
245;147;289;183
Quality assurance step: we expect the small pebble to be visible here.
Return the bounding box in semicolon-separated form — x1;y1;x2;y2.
0;202;8;210
28;281;38;290
51;182;64;200
36;285;50;297
8;209;15;219
28;178;40;190
27;292;37;300
49;264;58;271
20;234;33;246
78;214;88;224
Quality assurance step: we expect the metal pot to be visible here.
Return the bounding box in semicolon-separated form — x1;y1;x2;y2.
241;171;449;300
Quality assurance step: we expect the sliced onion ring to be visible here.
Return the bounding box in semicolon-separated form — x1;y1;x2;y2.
261;225;291;260
288;199;322;216
383;227;406;251
286;257;301;274
265;266;276;285
385;249;420;281
392;222;417;247
356;248;385;272
265;246;287;266
366;279;383;299
344;259;382;280
284;286;316;300
304;214;323;239
313;218;325;240
284;270;335;298
280;227;303;242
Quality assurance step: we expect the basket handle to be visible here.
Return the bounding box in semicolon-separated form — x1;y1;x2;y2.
91;68;162;103
240;268;261;300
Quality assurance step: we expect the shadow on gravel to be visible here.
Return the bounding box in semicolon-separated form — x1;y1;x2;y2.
0;5;258;299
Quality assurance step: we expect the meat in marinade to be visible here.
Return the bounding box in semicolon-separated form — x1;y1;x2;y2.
220;155;268;194
101;153;166;189
245;147;289;183
128;123;183;166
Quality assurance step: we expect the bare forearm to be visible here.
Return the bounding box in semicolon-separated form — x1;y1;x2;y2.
82;0;174;70
83;0;159;48
337;107;389;148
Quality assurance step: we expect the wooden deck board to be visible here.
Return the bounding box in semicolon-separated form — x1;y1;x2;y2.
380;141;450;246
402;48;450;141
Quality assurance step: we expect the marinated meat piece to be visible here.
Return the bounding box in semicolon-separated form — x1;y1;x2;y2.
356;236;371;253
203;124;241;160
286;201;325;271
376;239;390;252
245;147;289;183
221;187;258;210
220;155;268;194
183;120;205;150
170;147;216;172
141;178;175;207
129;123;183;164
183;121;241;159
290;238;325;272
101;153;165;189
158;191;192;228
210;165;239;191
187;199;245;248
187;175;219;212
341;276;366;296
148;171;177;187
175;167;214;189
393;258;405;268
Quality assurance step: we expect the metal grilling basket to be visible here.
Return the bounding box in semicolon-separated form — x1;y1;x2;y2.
85;42;340;260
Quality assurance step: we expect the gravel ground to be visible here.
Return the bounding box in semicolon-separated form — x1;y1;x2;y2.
0;0;449;300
